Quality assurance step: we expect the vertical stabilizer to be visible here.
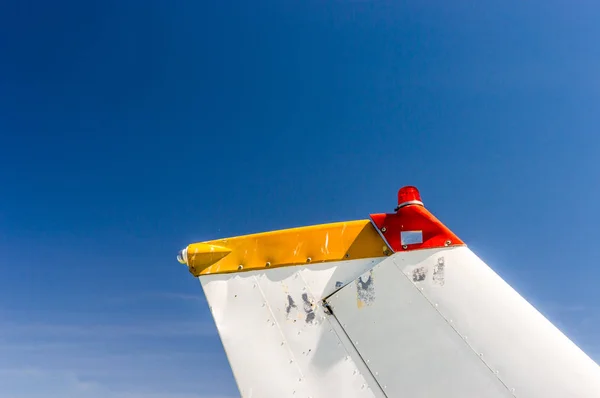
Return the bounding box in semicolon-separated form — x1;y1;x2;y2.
177;187;600;397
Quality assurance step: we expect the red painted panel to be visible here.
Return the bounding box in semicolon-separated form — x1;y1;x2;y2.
370;204;464;253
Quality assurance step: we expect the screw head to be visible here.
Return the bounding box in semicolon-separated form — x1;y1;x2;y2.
444;240;451;247
381;227;387;233
238;264;243;270
265;261;271;267
402;245;408;250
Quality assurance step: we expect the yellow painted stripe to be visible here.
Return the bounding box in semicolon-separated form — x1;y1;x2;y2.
184;220;391;276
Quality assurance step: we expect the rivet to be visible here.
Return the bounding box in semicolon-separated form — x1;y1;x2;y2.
306;257;312;263
384;385;387;389
444;240;451;247
381;227;387;233
511;388;515;393
435;303;438;307
361;384;365;389
265;261;271;267
375;371;379;375
345;253;350;258
479;353;484;357
402;245;408;250
238;265;243;270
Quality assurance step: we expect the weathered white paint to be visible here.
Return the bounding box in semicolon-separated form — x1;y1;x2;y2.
388;246;600;397
198;247;600;398
200;258;388;398
327;253;513;397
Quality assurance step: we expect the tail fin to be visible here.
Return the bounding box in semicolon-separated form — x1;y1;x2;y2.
177;187;600;398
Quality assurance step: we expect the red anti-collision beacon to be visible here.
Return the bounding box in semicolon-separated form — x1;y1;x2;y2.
371;186;464;252
396;186;424;211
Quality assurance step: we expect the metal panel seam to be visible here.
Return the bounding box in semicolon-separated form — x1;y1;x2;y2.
390;255;516;397
297;269;386;397
369;218;391;253
324;304;389;398
298;267;386;397
254;275;308;382
299;269;349;310
297;270;318;305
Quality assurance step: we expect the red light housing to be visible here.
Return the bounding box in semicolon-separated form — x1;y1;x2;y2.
396;186;423;211
370;186;464;252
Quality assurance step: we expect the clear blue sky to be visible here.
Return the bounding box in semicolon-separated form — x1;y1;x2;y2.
1;1;599;397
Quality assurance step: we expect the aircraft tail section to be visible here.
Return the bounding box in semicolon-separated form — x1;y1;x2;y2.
178;186;600;398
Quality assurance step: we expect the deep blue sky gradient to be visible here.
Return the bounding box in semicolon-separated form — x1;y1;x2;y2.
1;1;599;397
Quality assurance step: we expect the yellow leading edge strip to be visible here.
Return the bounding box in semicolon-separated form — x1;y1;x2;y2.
185;220;390;276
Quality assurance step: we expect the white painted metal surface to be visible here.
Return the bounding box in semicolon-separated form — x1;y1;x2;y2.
327;253;512;397
391;246;600;397
199;247;600;397
326;247;600;398
200;258;388;398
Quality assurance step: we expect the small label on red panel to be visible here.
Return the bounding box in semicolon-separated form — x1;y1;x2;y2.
401;231;423;245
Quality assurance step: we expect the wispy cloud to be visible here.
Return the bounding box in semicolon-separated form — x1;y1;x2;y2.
0;321;236;398
0;301;235;398
543;303;589;314
156;292;207;303
0;320;216;338
0;367;238;398
105;291;207;305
